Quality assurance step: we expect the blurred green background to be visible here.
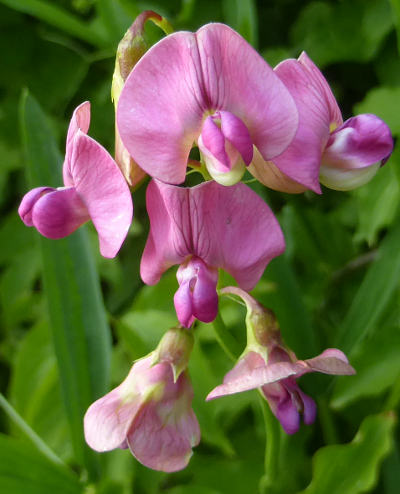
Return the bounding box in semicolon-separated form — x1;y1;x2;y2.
1;0;400;493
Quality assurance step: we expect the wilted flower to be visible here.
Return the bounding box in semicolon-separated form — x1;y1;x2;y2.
84;328;200;472
18;102;133;258
207;287;355;434
117;23;298;186
249;52;393;192
140;180;285;327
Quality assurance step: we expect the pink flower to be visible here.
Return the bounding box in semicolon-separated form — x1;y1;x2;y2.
249;52;393;192
84;328;200;472
207;287;355;434
140;180;285;327
18;102;133;258
117;23;298;186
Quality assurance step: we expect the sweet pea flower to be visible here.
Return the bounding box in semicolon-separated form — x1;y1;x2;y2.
18;102;133;258
207;287;355;434
117;22;298;186
84;328;200;472
249;52;393;192
141;179;285;327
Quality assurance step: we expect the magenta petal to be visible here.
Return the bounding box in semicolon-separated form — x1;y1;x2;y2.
140;180;191;285
174;279;195;328
196;24;298;160
322;114;394;170
117;31;205;184
199;116;231;171
190;181;285;290
18;187;55;226
220;111;253;165
274;393;301;435
63;101;91;187
298;52;342;128
29;187;89;239
271;58;331;192
299;391;317;426
69;131;133;258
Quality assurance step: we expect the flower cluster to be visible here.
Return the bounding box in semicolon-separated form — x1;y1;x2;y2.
18;11;391;472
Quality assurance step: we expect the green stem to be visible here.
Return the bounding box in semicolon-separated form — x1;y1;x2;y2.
211;312;241;362
317;397;338;444
0;392;65;467
258;392;280;494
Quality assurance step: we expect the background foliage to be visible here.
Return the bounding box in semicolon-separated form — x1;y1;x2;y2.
0;0;399;493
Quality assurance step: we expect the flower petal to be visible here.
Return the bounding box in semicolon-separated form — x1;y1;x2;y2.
140;180;191;285
69;131;133;258
117;30;205;184
196;23;298;160
267;58;332;193
28;187;89;239
190;181;285;290
63;101;91;187
304;348;355;375
298;52;342;128
18;187;55;226
322;114;393;170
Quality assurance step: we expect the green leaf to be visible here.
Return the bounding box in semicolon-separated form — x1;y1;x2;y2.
299;413;395;494
335;223;400;354
291;0;393;67
0;0;107;47
0;434;82;494
19;91;112;477
222;0;258;46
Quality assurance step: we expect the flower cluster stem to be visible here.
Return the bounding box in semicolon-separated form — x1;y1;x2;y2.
211;312;241;362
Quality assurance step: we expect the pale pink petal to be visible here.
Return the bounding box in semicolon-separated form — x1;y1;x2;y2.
126;373;200;472
28;187;89;239
322;114;393;170
190;181;285;290
298;52;342;128
140;180;191;285
269;58;331;193
63;101;91;187
117;31;205;184
18;187;55;226
69;131;133;258
304;348;355;375
196;24;298;160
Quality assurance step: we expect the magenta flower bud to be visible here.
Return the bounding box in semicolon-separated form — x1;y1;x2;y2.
84;329;200;472
174;257;219;327
198;111;253;185
18;102;133;258
207;287;355;434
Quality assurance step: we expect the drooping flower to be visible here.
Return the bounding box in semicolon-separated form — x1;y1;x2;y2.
249;52;393;192
140;180;285;327
84;327;200;472
111;11;173;187
207;287;355;434
18;102;133;258
117;22;298;186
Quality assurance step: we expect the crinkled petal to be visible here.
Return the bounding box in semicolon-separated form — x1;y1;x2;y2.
267;58;332;193
126;373;200;472
140;180;191;285
298;52;342;128
18;187;55;226
196;24;298;160
117;31;205;184
322;114;393;170
304;348;355;375
63;101;91;187
69;131;133;258
190;181;285;290
27;187;89;239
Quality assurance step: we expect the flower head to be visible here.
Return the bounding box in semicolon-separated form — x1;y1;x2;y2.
18;102;133;258
84;328;200;472
207;287;355;434
249;52;393;192
140;180;285;327
117;23;298;185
